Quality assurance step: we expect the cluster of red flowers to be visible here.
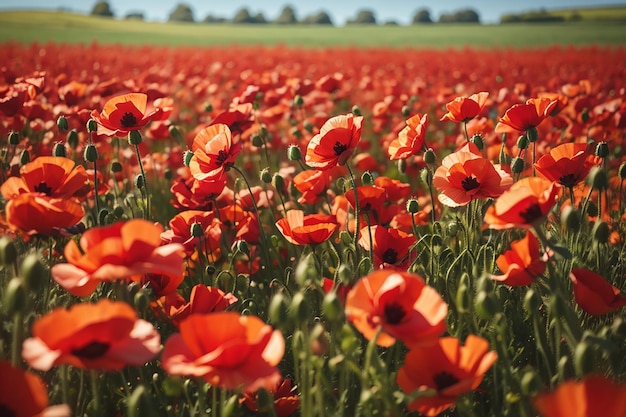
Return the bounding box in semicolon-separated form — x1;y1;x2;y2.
1;41;625;417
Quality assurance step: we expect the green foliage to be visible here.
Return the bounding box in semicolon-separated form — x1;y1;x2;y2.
412;8;433;24
274;5;297;24
301;11;334;26
90;1;113;18
167;3;194;23
348;9;377;25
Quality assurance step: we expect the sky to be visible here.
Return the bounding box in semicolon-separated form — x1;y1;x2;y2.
1;0;625;24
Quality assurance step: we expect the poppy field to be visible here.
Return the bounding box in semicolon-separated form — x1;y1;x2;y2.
0;39;625;417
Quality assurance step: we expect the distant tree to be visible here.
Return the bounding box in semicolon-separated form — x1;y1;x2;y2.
168;3;194;22
232;7;254;24
275;5;297;24
90;1;114;18
254;12;267;24
453;8;480;23
203;14;226;23
569;11;583;21
384;20;399;26
124;12;144;20
438;13;454;23
301;11;333;25
412;8;433;24
500;13;523;23
349;9;377;24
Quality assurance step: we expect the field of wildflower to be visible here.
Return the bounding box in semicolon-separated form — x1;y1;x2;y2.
0;39;625;417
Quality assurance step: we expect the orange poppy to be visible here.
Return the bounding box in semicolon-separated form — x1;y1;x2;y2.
170;168;228;211
210;102;254;136
91;93;163;136
532;374;626;417
188;123;242;181
160;209;223;257
3;193;85;237
0;156;90;201
534;142;601;188
142;272;185;298
305;113;363;170
243;377;300;417
569;268;626;316
275;210;338;246
358;225;416;270
218;203;261;245
495;97;559;134
484;177;561;230
345;184;386;214
51;219;185;297
161;312;284;391
433;143;512;208
374;176;411;203
152;284;238;327
345;270;448;347
492;231;546;286
293;167;342;205
396;335;497;417
22;299;160;371
440;92;489;123
387;113;429;160
0;360;71;417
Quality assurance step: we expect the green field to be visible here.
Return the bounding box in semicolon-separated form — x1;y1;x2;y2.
1;10;626;48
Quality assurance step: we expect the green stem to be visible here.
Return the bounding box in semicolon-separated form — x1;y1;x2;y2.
90;370;101;416
346;163;360;259
93;158;101;224
11;312;23;366
134;143;150;219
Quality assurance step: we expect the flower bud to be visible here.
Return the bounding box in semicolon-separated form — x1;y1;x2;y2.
587;166;608;191
234;240;250;256
322;291;343;322
66;129;79;149
520;370;542;396
126;385;150;417
340;323;360;354
133;290;151;317
619;162;626;180
447;221;458;237
516;135;529;150
406;198;419;214
288;291;310;324
83;143;98;163
351;105;362;117
20;253;46;292
455;284;470;313
423;148;436;165
526;126;538;142
475;290;498;320
420;167;432;185
52;142;67;157
268;292;289;326
511;156;525;174
287;144;302;161
8;131;19;146
57;115;69;132
0;236;18;266
183;150;194;167
573;341;594;377
561;206;581;232
595;141;609;158
336;262;353;285
303;120;314;133
361;171;374;186
470;134;484;151
581;108;590;123
98;208;109;226
254;388;275;413
259;167;272;184
19;149;30;166
3;277;26;315
251;134;264;148
134;174;144;190
190;222;204;238
205;264;216;276
397;158;407;174
86;118;98;133
204;103;213;112
128;130;143;145
592;220;610;244
272;173;285;193
401;105;411;117
293;94;304;107
310;323;330;356
295;252;319;287
168;125;183;141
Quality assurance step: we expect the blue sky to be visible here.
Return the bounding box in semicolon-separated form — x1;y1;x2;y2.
1;0;625;24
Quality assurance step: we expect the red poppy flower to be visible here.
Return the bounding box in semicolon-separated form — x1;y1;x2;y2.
0;360;70;417
210;102;254;136
534;142;601;188
51;219;185;297
532;375;626;417
1;156;90;201
495;97;559;134
387;113;429;160
22;299;160;371
305;113;363;170
189;123;242;181
160;210;223;257
440;92;489;123
397;335;497;417
161;312;284;391
358;225;416;270
243;378;300;417
3;193;85;237
345;270;448;347
276;210;338;246
170;168;228;211
292;169;335;205
484;177;561;230
492;231;546;286
142;272;185;298
218;203;261;245
374;175;411;203
433;143;512;208
91;93;163;137
345;185;386;214
152;284;238;327
569;268;626;316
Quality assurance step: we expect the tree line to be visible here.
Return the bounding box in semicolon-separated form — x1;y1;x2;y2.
90;2;481;25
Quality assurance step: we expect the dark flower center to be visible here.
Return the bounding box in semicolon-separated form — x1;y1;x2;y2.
0;404;16;417
433;371;460;391
119;112;138;128
461;176;480;191
333;141;348;156
558;173;578;188
384;302;406;324
34;181;52;195
72;341;110;359
382;248;398;265
215;149;230;166
519;203;543;224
